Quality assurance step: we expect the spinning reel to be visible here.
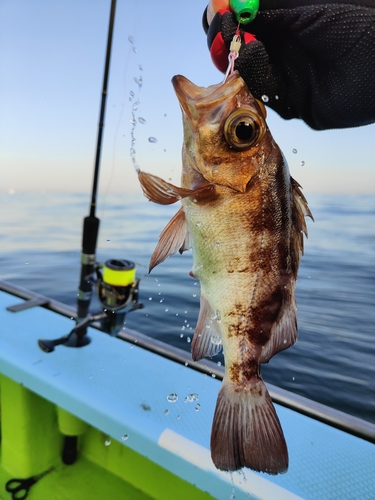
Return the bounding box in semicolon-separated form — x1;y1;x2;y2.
38;259;143;353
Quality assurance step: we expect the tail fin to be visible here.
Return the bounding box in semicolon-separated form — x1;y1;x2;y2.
210;377;288;474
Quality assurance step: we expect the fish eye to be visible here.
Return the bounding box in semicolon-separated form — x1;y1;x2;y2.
224;108;266;150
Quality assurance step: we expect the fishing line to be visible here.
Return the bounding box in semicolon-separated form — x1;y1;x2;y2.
100;0;140;219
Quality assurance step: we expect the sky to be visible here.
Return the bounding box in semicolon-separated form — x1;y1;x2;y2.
1;0;374;196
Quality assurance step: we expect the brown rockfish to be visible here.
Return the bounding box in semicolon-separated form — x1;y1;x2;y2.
138;71;312;474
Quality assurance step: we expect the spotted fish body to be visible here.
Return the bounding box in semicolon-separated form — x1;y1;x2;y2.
138;72;312;474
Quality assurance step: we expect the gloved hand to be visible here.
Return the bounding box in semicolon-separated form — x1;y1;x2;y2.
204;1;375;130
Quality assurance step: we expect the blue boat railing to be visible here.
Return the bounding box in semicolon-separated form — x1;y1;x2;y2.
1;278;374;445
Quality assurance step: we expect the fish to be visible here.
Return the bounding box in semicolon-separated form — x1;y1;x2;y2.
138;71;313;474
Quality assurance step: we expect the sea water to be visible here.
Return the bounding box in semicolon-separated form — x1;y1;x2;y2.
0;191;374;423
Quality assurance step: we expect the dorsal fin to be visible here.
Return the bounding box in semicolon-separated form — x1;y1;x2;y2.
291;177;314;258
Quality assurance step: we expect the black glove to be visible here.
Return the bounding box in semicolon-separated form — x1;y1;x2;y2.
204;1;375;130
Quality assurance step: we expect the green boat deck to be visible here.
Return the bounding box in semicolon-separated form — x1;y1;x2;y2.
0;288;374;499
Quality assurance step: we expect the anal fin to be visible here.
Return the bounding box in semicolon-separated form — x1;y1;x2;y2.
191;292;222;361
259;295;298;363
210;377;288;474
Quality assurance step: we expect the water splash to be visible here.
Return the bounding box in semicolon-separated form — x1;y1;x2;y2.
128;37;144;173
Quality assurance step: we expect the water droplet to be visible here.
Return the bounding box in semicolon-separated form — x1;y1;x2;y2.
300;160;305;166
134;76;143;88
214;241;221;248
148;137;157;143
128;36;135;44
184;362;189;367
167;393;178;403
292;148;297;154
148;297;152;301
187;337;191;343
159;298;164;303
129;90;135;99
192;294;197;298
176;414;181;420
165;308;169;312
132;46;137;54
164;409;170;415
184;393;199;403
217;361;221;366
261;94;269;103
164;113;167;117
292;376;296;381
138;117;146;124
196;222;201;227
275;95;279;100
180;333;184;338
211;310;221;321
211;335;222;345
104;438;111;446
122;434;129;441
138;64;143;71
195;404;201;412
212;374;216;378
132;102;139;111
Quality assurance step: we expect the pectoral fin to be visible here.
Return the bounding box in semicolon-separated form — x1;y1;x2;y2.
138;171;215;205
149;208;189;272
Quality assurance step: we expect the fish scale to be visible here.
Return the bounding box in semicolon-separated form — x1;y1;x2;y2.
138;71;312;475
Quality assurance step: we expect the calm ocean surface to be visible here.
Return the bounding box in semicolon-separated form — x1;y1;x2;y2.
1;191;374;424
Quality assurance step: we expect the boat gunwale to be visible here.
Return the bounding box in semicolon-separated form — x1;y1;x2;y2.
1;277;374;445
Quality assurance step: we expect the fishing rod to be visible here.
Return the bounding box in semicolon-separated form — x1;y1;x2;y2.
38;0;142;355
74;0;118;347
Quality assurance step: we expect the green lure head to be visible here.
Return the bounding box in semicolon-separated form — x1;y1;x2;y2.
229;0;259;24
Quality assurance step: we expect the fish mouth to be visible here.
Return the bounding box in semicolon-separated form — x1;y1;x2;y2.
172;72;245;123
